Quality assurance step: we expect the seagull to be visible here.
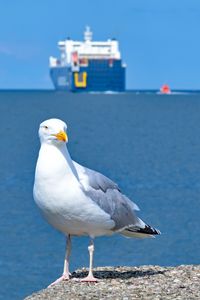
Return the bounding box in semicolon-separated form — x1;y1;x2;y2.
33;118;160;285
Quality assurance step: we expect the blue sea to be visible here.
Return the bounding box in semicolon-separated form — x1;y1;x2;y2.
0;91;200;299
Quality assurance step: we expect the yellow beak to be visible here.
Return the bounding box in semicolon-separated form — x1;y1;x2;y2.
53;131;68;142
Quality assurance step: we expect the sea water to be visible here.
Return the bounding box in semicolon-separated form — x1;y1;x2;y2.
0;91;200;299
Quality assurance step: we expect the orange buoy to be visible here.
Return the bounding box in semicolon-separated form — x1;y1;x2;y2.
160;84;171;94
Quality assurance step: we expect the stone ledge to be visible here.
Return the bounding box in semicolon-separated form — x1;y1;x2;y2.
25;265;200;300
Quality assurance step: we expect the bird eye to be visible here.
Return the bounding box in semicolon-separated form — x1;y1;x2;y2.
44;126;48;129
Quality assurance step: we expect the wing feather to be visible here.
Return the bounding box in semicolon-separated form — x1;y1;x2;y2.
73;161;142;231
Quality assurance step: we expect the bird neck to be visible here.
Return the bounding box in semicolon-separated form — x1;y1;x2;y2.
36;142;79;181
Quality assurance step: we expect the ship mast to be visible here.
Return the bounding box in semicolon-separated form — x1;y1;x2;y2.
84;26;93;42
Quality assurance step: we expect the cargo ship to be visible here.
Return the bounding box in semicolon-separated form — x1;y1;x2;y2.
49;27;126;92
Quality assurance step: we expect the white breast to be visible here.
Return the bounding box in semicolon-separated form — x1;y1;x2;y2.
33;143;114;237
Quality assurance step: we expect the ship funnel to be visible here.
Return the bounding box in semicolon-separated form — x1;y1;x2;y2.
84;26;92;42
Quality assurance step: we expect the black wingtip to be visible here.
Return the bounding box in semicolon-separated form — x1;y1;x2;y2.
127;224;161;235
138;224;161;235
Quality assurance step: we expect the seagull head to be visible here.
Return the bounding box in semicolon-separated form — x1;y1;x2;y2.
39;118;68;145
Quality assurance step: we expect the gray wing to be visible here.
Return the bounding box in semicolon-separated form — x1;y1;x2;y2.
73;161;142;231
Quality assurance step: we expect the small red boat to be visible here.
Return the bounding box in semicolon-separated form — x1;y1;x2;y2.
160;84;171;94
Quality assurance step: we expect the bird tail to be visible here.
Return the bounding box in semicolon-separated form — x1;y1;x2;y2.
119;219;161;239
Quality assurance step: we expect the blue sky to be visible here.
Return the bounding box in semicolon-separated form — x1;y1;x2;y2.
0;0;200;89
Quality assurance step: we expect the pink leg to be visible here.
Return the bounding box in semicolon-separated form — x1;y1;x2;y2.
48;234;71;287
81;239;98;282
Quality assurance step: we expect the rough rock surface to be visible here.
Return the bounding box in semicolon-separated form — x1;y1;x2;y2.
25;265;200;299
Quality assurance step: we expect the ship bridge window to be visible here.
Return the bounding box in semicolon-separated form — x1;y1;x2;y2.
73;45;81;49
91;45;111;48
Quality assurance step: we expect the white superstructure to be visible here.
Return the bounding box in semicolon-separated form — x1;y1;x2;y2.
49;26;121;68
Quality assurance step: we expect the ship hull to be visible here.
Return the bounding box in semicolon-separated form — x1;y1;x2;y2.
50;59;126;92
